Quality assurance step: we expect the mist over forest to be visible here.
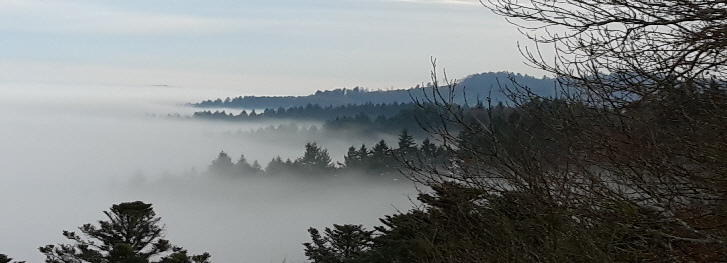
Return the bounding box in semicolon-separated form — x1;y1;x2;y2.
193;72;556;109
0;72;549;262
3;0;726;262
0;83;426;262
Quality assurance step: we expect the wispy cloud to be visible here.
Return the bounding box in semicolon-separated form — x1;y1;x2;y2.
0;1;249;35
385;0;480;6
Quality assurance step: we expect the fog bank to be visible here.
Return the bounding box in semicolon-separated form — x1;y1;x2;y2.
0;83;419;262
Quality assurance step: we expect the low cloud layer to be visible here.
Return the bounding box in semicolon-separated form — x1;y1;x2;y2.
0;83;419;262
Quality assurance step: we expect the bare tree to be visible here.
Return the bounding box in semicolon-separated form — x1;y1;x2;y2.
404;1;727;261
484;0;727;102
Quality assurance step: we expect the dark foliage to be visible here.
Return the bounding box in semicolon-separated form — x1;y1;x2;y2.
303;225;374;263
294;142;335;176
192;102;414;123
39;201;210;263
190;102;441;138
206;130;449;179
192;73;556;109
0;254;24;263
305;182;601;262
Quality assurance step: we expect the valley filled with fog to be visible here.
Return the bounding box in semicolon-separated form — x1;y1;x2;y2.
0;83;420;263
2;0;722;261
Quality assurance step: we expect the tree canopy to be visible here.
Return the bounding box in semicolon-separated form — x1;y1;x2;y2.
39;201;210;263
307;0;727;261
0;254;24;263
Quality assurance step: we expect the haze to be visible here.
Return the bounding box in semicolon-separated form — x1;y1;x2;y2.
0;0;538;95
0;83;420;262
0;1;534;262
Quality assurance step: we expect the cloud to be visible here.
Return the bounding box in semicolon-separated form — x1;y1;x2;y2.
0;60;386;96
385;0;481;6
0;1;249;35
0;81;422;262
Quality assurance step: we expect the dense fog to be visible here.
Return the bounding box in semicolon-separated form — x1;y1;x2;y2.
0;83;420;262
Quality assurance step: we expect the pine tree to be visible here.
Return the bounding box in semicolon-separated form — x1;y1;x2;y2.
234;154;252;175
420;138;437;158
208;151;233;176
251;160;263;174
295;142;334;175
370;140;394;175
39;201;210;263
358;144;370;165
234;154;261;176
265;156;289;175
343;146;361;170
0;254;24;263
395;129;417;168
396;129;416;152
303;224;374;263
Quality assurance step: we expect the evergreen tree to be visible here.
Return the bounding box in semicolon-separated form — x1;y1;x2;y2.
357;144;370;165
304;225;374;263
39;201;210;263
343;144;371;172
0;254;24;263
396;129;416;152
251;160;263;174
208;151;233;176
419;138;449;169
370;140;394;175
265;156;290;175
395;129;417;168
420;138;437;159
234;154;262;176
343;146;361;170
234;154;252;175
371;140;389;160
295;142;334;175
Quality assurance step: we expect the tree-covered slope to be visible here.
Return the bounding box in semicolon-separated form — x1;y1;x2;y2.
194;72;556;109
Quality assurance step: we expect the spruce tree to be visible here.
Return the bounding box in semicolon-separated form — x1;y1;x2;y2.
303;224;374;263
396;129;416;151
295;142;334;175
265;156;288;175
357;144;370;165
0;254;24;263
343;146;361;170
370;140;394;175
39;201;210;263
208;151;233;176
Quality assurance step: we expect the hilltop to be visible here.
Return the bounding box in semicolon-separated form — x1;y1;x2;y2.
193;72;557;109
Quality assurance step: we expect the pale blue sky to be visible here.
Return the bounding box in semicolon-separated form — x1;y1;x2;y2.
0;0;540;95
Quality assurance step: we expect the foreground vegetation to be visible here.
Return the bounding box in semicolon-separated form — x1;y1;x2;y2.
206;129;448;180
2;202;210;263
303;0;727;262
4;0;725;262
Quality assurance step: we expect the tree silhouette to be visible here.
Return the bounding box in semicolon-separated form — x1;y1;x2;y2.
343;146;362;170
401;0;727;261
369;140;394;175
234;154;262;176
0;254;24;263
396;129;415;151
295;142;334;175
303;224;374;263
265;156;293;175
39;201;210;263
208;151;233;176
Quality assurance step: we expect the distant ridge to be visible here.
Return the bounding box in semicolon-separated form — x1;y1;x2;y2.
193;72;557;109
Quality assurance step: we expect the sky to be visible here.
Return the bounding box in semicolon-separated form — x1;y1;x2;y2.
0;83;418;262
0;0;540;96
0;2;542;261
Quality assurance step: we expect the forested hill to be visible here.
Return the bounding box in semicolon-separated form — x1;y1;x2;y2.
194;72;556;108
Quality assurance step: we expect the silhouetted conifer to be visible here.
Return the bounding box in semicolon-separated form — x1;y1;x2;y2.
39;201;210;263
